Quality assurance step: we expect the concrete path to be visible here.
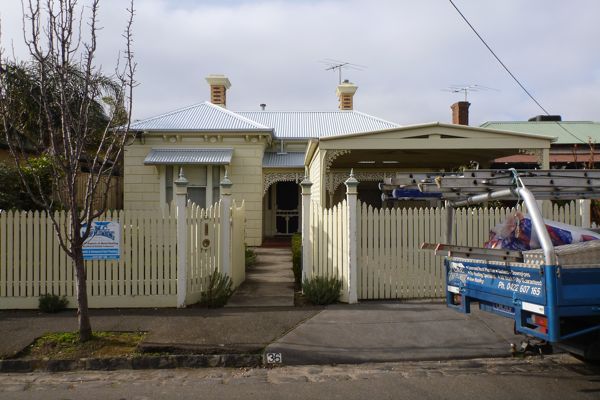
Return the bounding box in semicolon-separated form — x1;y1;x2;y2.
265;302;523;365
226;247;295;307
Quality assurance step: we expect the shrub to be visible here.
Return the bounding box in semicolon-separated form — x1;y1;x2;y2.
38;293;69;313
0;156;54;211
200;271;233;308
302;276;342;305
291;233;302;285
245;246;257;268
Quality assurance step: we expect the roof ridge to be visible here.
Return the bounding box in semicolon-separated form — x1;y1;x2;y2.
204;102;271;130
131;101;272;130
131;102;207;126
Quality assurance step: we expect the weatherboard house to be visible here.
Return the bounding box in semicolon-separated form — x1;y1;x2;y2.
124;75;554;246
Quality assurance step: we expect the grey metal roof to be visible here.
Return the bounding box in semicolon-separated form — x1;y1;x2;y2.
263;152;305;168
131;102;271;132
237;110;401;139
144;148;233;165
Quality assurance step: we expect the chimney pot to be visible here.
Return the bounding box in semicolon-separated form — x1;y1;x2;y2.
205;74;231;107
451;101;470;125
260;103;266;111
336;81;358;111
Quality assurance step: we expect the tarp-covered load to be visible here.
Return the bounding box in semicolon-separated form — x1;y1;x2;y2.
484;211;600;251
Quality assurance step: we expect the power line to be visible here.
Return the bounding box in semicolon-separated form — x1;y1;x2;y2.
448;0;551;114
448;0;586;144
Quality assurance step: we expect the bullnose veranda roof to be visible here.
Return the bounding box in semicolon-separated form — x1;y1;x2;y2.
262;152;305;168
144;148;233;165
130;101;401;139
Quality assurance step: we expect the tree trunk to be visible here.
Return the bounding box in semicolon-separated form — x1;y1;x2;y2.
74;247;92;342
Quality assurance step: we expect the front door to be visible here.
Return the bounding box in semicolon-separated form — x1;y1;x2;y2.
275;181;299;235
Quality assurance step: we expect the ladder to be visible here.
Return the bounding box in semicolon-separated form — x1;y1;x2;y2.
380;169;600;266
380;169;600;203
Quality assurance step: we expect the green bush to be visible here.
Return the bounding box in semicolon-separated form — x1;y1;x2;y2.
38;293;69;313
200;271;233;308
245;246;257;268
291;233;302;285
0;155;54;211
302;276;342;305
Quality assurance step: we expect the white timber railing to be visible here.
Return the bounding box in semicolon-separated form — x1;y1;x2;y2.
302;173;590;302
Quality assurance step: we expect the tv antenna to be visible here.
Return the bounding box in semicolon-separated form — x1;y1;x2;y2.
320;59;367;84
442;84;499;101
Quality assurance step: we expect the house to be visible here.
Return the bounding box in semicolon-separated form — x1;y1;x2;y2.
124;76;554;246
482;116;600;169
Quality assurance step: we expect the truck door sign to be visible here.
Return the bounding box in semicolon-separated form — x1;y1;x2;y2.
448;261;543;299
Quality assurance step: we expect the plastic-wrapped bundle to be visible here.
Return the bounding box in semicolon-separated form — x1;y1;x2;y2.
484;211;600;250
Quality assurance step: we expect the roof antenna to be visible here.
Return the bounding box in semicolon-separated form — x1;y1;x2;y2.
320;59;367;84
442;84;499;101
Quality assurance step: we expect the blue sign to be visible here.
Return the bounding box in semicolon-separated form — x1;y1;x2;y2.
81;221;120;261
447;260;545;303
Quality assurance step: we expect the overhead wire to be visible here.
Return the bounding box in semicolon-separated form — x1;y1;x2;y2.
448;0;587;145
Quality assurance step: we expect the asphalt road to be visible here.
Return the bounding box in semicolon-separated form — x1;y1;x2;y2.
1;355;599;400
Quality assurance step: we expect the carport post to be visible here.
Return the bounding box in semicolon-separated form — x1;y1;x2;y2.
300;176;313;284
220;171;233;278
345;170;359;304
175;168;189;308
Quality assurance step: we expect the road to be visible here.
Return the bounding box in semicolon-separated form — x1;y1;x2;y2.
1;355;599;400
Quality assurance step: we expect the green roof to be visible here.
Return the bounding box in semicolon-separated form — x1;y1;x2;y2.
480;121;600;145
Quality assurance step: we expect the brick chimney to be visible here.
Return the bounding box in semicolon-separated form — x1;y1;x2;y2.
205;74;231;107
451;101;470;125
336;80;358;110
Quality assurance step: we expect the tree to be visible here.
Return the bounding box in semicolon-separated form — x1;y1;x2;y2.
0;0;136;341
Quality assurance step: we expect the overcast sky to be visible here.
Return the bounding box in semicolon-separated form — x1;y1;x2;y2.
1;0;599;126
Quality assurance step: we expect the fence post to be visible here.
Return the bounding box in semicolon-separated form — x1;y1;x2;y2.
300;176;313;284
174;168;189;308
220;170;233;277
345;170;359;304
579;199;591;228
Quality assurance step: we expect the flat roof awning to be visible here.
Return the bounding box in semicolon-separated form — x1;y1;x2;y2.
144;148;233;165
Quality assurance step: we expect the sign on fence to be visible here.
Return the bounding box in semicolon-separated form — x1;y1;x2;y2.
82;221;121;261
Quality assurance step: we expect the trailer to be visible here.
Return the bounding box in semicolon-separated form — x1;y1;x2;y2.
381;169;600;360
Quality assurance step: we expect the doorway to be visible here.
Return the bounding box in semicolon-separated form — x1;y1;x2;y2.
275;181;299;235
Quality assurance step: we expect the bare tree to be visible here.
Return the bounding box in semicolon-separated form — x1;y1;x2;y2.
0;0;135;341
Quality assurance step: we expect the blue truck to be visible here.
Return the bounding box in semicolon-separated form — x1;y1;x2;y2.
382;169;600;360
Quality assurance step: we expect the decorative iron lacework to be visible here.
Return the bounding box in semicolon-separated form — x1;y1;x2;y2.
326;170;395;194
325;149;351;173
263;172;303;194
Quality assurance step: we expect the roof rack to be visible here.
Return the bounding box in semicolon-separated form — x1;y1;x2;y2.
380;169;600;203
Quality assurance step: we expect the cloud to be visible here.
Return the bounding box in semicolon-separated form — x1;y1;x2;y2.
1;0;599;125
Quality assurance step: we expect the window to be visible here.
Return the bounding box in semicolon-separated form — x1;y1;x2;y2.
165;165;221;208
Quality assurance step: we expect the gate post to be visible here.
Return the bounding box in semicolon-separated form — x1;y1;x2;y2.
220;170;233;277
579;199;591;228
300;176;313;283
175;168;189;308
345;170;359;304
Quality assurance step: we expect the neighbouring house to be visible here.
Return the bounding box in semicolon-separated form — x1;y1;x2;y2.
124;76;554;246
482;116;600;169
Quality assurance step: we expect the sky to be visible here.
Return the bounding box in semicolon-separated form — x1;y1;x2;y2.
1;0;599;126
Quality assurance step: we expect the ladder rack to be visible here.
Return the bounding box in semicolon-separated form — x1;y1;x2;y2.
380;169;600;202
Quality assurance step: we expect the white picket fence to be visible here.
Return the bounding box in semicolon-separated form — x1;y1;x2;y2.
0;200;246;309
305;193;587;301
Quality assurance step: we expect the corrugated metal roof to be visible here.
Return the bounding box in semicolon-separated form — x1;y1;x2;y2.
144;148;233;165
263;152;305;168
237;110;400;139
130;102;271;132
481;121;600;145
